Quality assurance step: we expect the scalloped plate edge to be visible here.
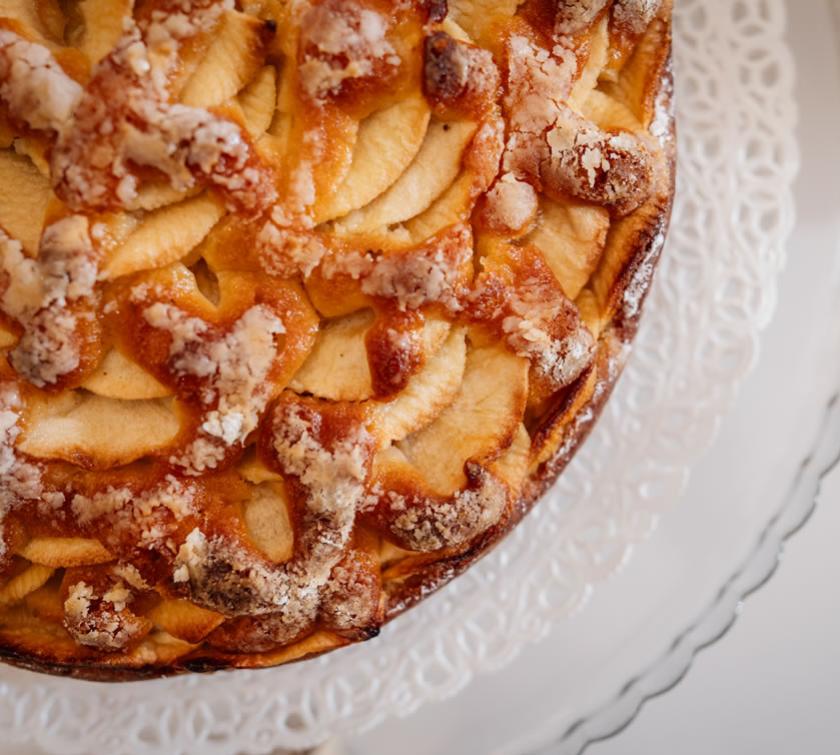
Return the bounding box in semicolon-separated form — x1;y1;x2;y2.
541;389;840;755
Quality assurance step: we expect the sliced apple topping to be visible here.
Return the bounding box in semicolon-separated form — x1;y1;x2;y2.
372;327;467;446
315;94;431;222
0;564;54;608
447;0;521;48
291;311;451;402
77;0;133;65
81;349;172;401
568;14;610;109
398;342;529;494
0;151;51;255
180;11;272;109
103;195;225;279
336;119;477;234
147;598;225;645
290;309;376;401
18;537;113;568
238;65;278;138
19;392;182;467
528;198;610;300
243;482;295;564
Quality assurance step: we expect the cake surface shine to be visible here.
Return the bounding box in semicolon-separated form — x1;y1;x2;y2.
0;0;674;678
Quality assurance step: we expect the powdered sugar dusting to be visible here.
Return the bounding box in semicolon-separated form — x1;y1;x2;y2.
386;465;508;552
0;218;98;387
623;229;665;319
503;283;595;388
71;475;195;554
174;403;372;629
64;578;149;650
298;0;400;102
483;173;538;231
0;384;46;559
0;30;83;131
321;226;472;311
52;8;274;213
613;0;663;35
141;303;286;474
502;32;653;216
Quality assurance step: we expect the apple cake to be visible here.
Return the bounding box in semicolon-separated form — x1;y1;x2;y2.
0;0;674;679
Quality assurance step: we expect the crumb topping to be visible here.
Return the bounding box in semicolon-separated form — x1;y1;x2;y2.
0;30;83;131
613;0;663;35
319;550;380;634
298;0;400;102
174;402;373;624
52;13;275;213
385;464;508;551
483;173;539;232
502;282;595;388
64;578;150;650
502;33;653;216
0;384;46;559
257;216;327;278
554;1;610;37
141;303;286;474
71;475;195;553
422;31;499;112
0;219;98;387
320;225;472;311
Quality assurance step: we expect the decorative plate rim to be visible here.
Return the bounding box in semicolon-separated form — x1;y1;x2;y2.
545;389;840;755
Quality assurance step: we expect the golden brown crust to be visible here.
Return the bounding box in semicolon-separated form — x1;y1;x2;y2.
0;0;674;679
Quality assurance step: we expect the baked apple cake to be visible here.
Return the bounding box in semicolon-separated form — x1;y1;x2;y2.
0;0;674;679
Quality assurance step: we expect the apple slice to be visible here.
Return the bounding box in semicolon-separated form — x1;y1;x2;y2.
336;119;477;234
0;0;57;44
0;564;54;608
290;309;376;401
291;312;451;402
398;342;529;494
315;94;431;222
103;194;224;279
527;198;610;300
18;537;113;568
146;599;225;645
0;151;51;255
82;349;172;400
372;327;467;445
20;393;181;467
448;0;520;47
599;17;671;127
124;182;202;213
581;89;643;133
179;10;269;108
243;482;294;564
238;65;277;138
78;0;132;64
568;15;610;110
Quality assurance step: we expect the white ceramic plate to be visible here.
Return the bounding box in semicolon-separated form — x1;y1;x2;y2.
0;1;816;753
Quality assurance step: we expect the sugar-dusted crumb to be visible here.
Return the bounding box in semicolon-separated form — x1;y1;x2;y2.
0;30;83;131
0;218;98;387
142;303;285;474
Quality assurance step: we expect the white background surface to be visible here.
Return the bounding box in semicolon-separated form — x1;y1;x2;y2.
593;470;840;755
